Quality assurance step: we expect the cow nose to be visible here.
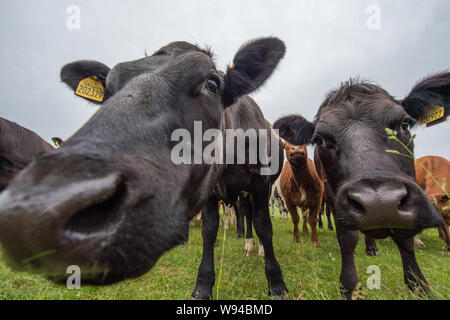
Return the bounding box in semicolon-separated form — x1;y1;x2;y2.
345;182;413;229
336;178;444;231
0;172;124;276
290;151;305;158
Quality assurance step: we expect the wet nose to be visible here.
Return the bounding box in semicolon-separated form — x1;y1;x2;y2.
0;172;124;277
290;150;305;158
336;179;445;231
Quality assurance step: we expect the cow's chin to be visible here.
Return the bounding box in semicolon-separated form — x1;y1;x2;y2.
48;259;158;286
361;228;420;240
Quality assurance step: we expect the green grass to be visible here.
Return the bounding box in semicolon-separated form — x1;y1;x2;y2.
0;209;448;300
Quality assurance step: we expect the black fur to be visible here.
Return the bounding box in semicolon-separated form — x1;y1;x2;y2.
224;37;285;106
273;114;315;145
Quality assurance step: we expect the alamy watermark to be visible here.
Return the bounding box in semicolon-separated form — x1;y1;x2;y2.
171;121;280;176
66;5;81;30
366;5;381;30
66;265;81;289
366;265;381;290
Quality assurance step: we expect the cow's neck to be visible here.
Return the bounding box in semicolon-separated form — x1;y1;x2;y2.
288;160;315;186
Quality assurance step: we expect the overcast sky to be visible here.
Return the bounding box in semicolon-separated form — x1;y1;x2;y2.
0;0;449;160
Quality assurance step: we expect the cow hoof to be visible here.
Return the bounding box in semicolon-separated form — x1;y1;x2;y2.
244;239;254;256
191;289;212;300
414;237;426;248
313;242;321;248
272;293;290;300
269;288;290;300
258;244;265;258
366;248;379;257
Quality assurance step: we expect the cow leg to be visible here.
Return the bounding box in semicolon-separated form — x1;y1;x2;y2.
336;225;361;300
301;209;309;234
391;236;429;296
270;198;275;218
192;195;220;300
285;199;300;242
438;227;450;251
365;235;379;256
308;203;321;248
241;196;254;256
234;204;245;239
414;235;425;248
258;240;265;258
276;198;283;220
326;203;334;231
318;202;324;229
252;183;288;299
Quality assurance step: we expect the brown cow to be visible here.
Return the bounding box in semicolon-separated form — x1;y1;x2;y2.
280;142;323;247
415;156;450;251
0;117;54;191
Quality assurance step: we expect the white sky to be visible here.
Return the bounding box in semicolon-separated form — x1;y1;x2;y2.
0;0;448;160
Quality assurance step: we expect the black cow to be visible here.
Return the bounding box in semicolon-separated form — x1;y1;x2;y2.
192;96;287;299
274;74;448;299
0;38;286;293
0;117;53;191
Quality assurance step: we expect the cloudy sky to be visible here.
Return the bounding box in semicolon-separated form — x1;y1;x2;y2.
1;0;449;160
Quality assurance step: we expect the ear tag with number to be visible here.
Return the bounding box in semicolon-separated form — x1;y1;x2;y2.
418;105;445;125
75;76;105;102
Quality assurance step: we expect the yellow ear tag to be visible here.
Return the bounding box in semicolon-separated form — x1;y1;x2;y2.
418;105;445;125
55;140;60;147
75;76;105;102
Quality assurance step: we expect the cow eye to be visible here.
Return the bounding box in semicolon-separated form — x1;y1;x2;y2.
401;117;415;131
206;78;219;95
311;135;324;146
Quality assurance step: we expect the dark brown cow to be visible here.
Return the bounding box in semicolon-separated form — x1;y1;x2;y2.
280;142;323;247
0;117;53;191
415;155;450;251
0;38;286;294
274;73;449;299
192;96;287;299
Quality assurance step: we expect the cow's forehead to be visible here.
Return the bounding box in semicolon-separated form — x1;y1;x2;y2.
154;41;214;58
315;84;404;130
107;42;215;93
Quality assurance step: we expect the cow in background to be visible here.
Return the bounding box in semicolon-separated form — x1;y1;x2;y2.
0;117;53;191
194;96;287;299
415;156;450;251
271;183;288;220
280;142;323;247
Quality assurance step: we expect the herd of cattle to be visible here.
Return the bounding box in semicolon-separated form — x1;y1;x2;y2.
0;37;448;300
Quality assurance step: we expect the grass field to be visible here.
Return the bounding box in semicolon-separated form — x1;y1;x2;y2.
0;209;448;300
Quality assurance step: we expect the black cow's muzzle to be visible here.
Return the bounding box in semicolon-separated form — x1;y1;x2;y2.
335;177;445;237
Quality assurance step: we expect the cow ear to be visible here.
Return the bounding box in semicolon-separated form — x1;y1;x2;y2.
60;60;112;104
273;115;315;146
402;72;450;123
223;37;286;106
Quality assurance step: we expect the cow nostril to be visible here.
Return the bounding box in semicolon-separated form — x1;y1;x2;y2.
398;190;409;210
347;194;365;215
64;182;126;239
